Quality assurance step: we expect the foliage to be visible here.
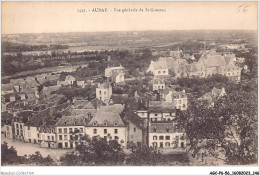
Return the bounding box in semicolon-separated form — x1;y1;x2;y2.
60;135;125;166
179;86;257;165
1;142;55;166
126;145;162;165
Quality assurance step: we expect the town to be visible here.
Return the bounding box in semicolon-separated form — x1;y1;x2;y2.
1;31;258;166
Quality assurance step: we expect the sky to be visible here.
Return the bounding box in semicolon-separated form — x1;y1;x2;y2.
1;1;258;34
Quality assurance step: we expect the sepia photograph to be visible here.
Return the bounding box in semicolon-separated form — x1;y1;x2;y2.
0;1;258;174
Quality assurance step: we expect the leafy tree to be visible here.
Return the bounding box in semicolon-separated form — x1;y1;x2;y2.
61;135;125;166
126;145;162;165
179;88;257;165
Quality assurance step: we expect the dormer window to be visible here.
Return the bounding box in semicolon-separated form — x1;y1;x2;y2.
114;121;118;126
104;122;107;126
93;121;97;126
74;120;77;125
64;122;67;125
166;127;169;132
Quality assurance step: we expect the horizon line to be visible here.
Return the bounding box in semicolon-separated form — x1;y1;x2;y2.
2;29;257;35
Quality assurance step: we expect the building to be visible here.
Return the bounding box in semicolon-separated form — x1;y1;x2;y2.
149;77;165;92
86;110;127;148
96;82;112;104
149;122;186;149
56;115;88;149
162;89;188;111
148;101;176;122
200;87;226;106
39;120;57;148
146;60;169;76
105;66;125;78
2;112;14;139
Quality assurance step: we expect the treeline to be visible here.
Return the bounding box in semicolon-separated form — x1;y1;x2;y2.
2;41;69;53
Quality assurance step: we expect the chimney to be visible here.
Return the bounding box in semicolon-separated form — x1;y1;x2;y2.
182;90;185;93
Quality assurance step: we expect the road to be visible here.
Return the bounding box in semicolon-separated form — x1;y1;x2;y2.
1;135;71;161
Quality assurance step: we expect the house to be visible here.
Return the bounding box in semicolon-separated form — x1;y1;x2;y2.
2;112;14;139
105;66;125;78
96;82;112;104
146;60;169;76
186;59;206;78
110;72;125;84
77;80;86;88
148;101;176;122
218;65;242;82
86;110;127;148
172;58;188;78
149;122;186;149
149;77;165;92
200;87;226;105
56;115;88;149
124;112;146;147
58;75;76;86
162;89;188;111
13;110;35;141
24;109;51;144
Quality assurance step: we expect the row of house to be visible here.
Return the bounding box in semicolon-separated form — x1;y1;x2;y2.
146;51;243;82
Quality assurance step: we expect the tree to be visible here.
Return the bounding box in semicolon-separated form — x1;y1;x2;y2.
61;135;126;166
126;145;162;165
179;88;257;165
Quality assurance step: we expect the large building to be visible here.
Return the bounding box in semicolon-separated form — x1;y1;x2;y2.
86;110;127;147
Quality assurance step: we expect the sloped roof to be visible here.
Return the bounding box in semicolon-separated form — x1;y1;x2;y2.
87;111;125;127
200;87;225;103
149;78;165;85
98;82;111;89
158;57;175;69
149;122;175;133
149;101;175;112
202;55;226;68
126;111;145;130
56;115;87;126
99;104;125;114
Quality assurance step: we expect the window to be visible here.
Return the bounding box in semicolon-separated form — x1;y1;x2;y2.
104;122;107;126
64;128;67;133
64;135;68;140
47;136;50;140
80;128;83;133
16;124;18;128
178;100;181;104
65;142;68;148
70;135;73;140
16;130;19;135
69;128;72;133
20;124;23;129
52;136;54;141
114;122;118;126
165;142;170;147
114;129;118;134
163;71;166;74
166;128;169;132
153;136;157;140
154;118;157;122
104;92;106;95
99;91;101;94
58;128;62;133
59;135;62;140
134;128;136;132
158;71;161;74
28;126;30;130
166;136;170;140
159;136;164;140
104;129;107;134
64;122;67;125
93;129;97;134
115;136;119;140
93;122;97;126
155;114;158;116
